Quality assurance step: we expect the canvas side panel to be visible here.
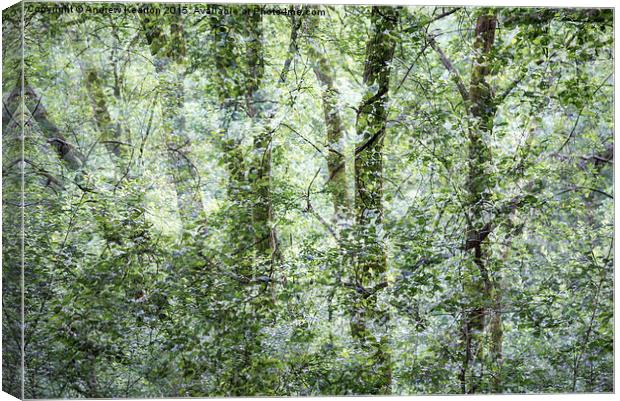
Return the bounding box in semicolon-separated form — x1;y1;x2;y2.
2;1;25;399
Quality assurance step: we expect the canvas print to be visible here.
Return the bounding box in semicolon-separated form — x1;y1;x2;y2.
1;1;614;398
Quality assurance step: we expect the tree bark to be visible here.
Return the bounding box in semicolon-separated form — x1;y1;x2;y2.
141;14;206;231
206;10;281;394
11;83;86;170
460;12;503;394
84;67;126;161
244;12;280;265
351;6;398;394
209;13;257;279
306;13;350;224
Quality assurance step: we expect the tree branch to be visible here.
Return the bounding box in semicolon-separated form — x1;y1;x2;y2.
426;34;469;102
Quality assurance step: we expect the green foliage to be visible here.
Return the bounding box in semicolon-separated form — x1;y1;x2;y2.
2;2;613;397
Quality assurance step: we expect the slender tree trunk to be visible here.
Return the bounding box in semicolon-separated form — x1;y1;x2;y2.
305;9;350;353
209;13;256;279
351;6;398;394
306;14;350;224
162;67;207;226
84;68;126;161
461;12;503;393
207;10;280;394
141;14;206;231
244;12;279;266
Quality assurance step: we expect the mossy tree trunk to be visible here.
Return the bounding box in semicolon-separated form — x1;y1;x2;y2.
304;8;351;351
84;68;126;163
244;12;280;267
461;12;503;394
351;6;398;394
306;13;351;225
206;9;282;394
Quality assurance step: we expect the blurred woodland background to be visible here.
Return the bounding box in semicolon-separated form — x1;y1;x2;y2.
2;2;614;397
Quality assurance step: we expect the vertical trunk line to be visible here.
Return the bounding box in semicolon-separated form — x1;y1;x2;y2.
462;12;502;393
306;13;351;225
245;11;279;266
84;68;124;161
351;6;399;394
141;13;206;232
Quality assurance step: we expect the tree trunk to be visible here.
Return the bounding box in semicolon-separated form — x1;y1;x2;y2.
306;14;350;224
209;13;256;279
141;14;206;231
15;83;85;170
84;68;126;161
461;12;503;394
206;10;280;394
244;12;279;266
351;6;398;394
304;8;351;356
